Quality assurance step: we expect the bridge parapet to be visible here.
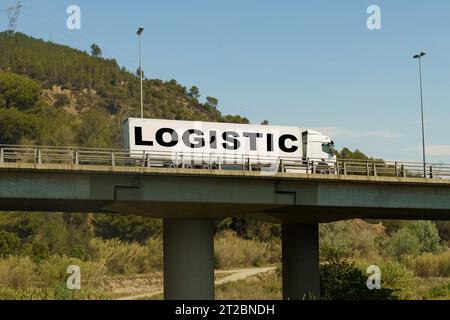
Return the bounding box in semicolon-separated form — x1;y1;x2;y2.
1;144;449;180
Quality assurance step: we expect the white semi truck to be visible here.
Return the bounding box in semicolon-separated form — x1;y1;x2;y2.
123;118;336;173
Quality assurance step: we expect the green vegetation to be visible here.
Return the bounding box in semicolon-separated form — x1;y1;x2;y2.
0;71;40;110
426;282;450;300
337;147;372;160
386;221;442;259
320;247;395;300
90;44;102;58
0;231;20;257
93;214;162;244
1;32;450;300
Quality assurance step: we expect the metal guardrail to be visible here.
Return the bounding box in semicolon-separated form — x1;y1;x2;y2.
0;144;449;180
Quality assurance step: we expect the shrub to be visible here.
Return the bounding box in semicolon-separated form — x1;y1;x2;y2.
30;239;50;262
219;218;281;242
71;244;89;261
386;228;421;259
379;220;411;235
386;221;442;260
320;248;395;300
93;214;162;244
0;71;41;110
378;260;415;300
76;108;114;148
0;108;40;144
407;221;441;254
320;220;385;260
320;221;354;257
435;221;450;243
53;93;70;108
0;231;20;257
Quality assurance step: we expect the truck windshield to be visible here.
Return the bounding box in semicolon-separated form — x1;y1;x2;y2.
322;142;335;155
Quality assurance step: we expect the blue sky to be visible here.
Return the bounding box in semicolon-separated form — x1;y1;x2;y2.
2;0;450;162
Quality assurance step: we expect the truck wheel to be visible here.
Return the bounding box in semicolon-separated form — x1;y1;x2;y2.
168;163;177;169
316;163;330;174
185;164;193;169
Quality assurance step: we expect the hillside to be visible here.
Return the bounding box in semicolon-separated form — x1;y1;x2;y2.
0;32;248;148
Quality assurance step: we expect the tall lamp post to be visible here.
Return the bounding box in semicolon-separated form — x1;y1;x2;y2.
413;51;427;178
137;27;144;118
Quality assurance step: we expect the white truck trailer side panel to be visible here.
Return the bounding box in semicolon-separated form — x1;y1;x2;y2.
124;118;303;165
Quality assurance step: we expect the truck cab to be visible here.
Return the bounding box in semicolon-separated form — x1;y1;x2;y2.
302;130;337;162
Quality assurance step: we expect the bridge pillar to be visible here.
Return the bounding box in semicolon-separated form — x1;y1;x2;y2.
282;223;320;300
163;219;215;300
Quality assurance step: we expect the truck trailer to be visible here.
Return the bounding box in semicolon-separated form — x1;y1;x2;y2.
123;118;336;173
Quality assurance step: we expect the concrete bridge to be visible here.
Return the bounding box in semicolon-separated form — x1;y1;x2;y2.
1;145;450;300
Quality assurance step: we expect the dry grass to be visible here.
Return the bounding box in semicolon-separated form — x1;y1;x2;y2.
0;255;111;299
215;268;281;300
403;251;450;277
142;268;282;300
89;237;162;274
37;255;107;287
98;272;163;298
0;256;34;289
214;231;278;269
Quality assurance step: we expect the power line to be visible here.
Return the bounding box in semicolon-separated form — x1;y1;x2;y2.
3;1;22;35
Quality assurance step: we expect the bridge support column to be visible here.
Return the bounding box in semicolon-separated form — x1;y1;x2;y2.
282;223;320;300
163;219;215;300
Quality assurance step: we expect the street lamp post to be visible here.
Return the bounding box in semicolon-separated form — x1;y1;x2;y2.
137;27;144;118
413;52;427;178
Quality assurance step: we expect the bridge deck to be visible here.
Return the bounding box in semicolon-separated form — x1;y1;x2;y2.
1;161;450;223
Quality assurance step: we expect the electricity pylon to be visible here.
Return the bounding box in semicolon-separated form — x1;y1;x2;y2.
3;1;22;35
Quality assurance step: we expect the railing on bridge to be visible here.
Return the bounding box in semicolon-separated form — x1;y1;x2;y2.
0;145;449;180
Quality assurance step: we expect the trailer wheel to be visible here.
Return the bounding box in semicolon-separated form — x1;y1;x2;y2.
185;164;193;169
202;165;210;170
168;163;178;169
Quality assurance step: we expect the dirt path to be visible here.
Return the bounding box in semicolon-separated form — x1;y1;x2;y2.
116;288;163;300
116;267;276;300
215;267;275;285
